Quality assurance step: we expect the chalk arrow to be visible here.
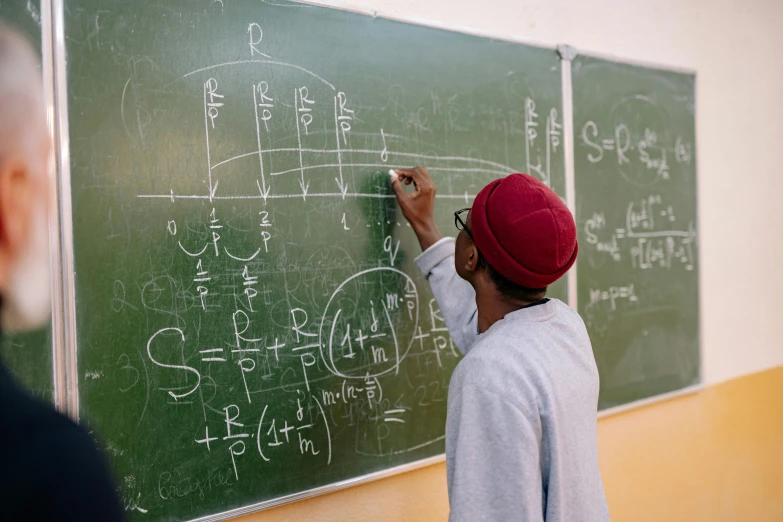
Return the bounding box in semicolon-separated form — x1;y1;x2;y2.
256;179;271;201
335;178;349;198
208;179;219;201
298;177;311;200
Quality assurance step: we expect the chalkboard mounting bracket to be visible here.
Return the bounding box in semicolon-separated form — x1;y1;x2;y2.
556;44;577;62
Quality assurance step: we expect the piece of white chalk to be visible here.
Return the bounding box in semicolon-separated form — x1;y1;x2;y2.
389;169;399;180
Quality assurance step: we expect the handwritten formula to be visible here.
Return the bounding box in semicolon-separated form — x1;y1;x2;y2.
77;9;568;519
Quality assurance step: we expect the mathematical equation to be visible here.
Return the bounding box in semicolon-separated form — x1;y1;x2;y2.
135;18;564;209
584;194;696;271
581;120;693;183
112;19;567;511
525;98;561;187
588;284;637;312
139;205;461;485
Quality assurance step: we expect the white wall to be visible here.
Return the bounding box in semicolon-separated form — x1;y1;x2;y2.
311;0;783;385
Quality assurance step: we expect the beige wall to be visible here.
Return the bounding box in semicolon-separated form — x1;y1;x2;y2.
310;0;783;385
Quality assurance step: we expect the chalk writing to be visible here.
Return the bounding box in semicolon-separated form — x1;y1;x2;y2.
581;120;692;187
582;195;696;270
120;22;567;510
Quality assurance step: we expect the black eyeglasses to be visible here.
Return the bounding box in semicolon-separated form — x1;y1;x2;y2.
454;208;486;268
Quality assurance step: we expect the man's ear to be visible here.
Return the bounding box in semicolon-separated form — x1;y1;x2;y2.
463;243;481;273
0;156;33;284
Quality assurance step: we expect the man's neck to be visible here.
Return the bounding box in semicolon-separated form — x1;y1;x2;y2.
475;286;538;334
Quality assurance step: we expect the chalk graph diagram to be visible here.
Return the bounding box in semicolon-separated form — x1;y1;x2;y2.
136;57;561;204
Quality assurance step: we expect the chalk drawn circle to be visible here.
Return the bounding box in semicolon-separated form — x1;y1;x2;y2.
319;267;419;380
608;94;674;189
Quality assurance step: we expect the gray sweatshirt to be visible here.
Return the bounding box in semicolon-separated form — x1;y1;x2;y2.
415;238;610;522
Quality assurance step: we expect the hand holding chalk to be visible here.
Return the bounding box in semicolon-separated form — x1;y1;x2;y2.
389;169;413;186
389;166;443;251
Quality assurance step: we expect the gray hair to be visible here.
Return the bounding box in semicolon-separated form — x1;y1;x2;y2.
0;22;47;175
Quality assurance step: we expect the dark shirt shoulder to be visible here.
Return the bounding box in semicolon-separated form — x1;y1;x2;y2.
0;362;125;521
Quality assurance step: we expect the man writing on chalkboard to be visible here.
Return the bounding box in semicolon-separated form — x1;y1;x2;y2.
391;167;609;521
0;24;125;521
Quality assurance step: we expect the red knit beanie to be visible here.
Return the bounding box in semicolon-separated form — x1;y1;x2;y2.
471;174;577;288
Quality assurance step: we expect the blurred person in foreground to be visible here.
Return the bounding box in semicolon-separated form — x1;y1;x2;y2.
391;167;609;521
0;24;124;521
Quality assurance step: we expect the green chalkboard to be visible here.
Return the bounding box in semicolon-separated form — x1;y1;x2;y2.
64;1;565;519
572;55;699;410
0;0;53;402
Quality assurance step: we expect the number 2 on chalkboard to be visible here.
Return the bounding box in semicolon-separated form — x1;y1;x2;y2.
415;382;444;406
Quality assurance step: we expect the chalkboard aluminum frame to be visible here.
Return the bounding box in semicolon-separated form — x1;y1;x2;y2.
41;0;80;420
184;454;444;521
38;0;702;518
37;0;67;414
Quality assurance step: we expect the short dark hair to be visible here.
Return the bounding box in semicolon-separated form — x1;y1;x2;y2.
484;260;547;303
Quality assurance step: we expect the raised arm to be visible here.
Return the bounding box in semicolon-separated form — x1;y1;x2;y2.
390;166;443;251
391;167;478;353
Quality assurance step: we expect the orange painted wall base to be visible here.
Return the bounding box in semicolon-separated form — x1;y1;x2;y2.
235;366;783;522
600;366;783;522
